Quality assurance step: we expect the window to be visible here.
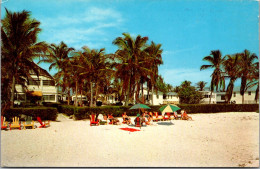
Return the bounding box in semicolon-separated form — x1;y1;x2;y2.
43;80;55;86
15;94;26;100
43;95;55;101
171;95;173;99
233;92;236;97
248;91;251;95
157;95;159;99
28;79;40;85
221;95;225;100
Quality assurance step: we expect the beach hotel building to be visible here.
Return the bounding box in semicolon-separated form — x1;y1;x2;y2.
200;86;259;104
106;86;258;105
14;67;60;106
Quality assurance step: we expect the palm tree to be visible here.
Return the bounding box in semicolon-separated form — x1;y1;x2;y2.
239;49;258;104
200;50;225;104
196;81;207;91
1;8;48;107
73;46;109;107
144;41;163;105
38;41;74;105
223;54;241;103
113;33;148;106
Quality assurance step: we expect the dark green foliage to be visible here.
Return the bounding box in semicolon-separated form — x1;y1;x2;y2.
5;107;58;121
42;102;61;108
177;104;259;113
176;81;203;104
58;104;258;120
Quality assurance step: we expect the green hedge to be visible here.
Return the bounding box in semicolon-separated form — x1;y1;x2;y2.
58;104;259;120
4;107;58;121
178;104;259;113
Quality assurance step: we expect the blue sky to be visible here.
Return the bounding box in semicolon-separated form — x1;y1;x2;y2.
1;0;259;87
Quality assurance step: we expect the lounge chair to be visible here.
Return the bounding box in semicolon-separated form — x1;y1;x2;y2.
181;112;192;120
36;116;50;128
1;116;8;130
9;116;21;130
162;112;171;121
90;114;99;126
154;112;163;121
23;116;35;129
166;112;174;120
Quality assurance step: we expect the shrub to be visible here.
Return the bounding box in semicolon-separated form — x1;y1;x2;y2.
4;107;58;121
57;104;259;120
42;102;61;108
177;104;259;113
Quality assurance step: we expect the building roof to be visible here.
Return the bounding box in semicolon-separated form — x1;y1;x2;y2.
29;64;54;80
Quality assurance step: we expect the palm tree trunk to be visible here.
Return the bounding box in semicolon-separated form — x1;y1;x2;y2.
75;80;78;107
67;86;71;105
151;86;154;105
10;75;15;108
90;82;93;107
94;83;99;107
255;84;259;103
242;94;244;104
80;89;83;106
125;79;131;106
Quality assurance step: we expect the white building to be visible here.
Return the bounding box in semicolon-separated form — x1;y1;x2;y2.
14;68;59;105
200;86;258;104
199;91;217;104
216;86;258;104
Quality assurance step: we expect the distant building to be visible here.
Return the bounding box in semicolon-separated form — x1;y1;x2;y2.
199;86;258;104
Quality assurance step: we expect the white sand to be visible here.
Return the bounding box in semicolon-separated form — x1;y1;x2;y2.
1;112;259;167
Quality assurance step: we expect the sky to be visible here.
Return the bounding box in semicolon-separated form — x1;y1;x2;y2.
1;0;259;87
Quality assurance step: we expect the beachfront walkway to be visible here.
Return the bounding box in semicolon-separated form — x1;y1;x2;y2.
1;112;259;167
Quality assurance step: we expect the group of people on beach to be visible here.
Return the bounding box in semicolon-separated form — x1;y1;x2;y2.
93;110;192;126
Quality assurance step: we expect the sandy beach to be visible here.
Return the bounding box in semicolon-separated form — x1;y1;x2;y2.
1;112;259;167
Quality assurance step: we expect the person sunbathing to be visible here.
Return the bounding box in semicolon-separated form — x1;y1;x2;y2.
108;114;121;125
181;110;192;120
142;113;150;125
134;114;142;126
122;112;132;125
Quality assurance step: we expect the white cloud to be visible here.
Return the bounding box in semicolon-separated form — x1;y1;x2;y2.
159;68;212;87
38;7;124;50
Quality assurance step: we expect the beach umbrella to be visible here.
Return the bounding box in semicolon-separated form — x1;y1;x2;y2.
129;103;151;115
129;103;151;110
159;104;181;116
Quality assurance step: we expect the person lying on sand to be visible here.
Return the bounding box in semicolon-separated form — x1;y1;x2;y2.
108;114;121;125
122;112;133;125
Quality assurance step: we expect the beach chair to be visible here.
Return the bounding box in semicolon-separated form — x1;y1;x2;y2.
23;116;35;129
166;112;174;120
1;116;8;130
163;113;171;121
90;114;99;126
154;112;163;121
181;112;192;120
9;116;21;130
36;116;50;128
